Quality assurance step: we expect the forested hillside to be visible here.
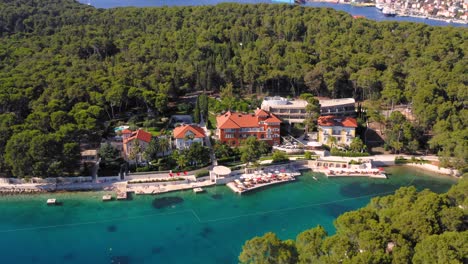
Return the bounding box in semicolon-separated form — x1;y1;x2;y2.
0;0;466;177
239;176;468;264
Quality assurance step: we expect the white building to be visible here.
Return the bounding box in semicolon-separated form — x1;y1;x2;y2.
261;96;356;123
317;116;357;146
260;96;308;123
173;124;206;150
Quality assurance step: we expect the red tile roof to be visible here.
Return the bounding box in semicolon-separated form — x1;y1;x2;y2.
255;109;269;117
216;110;281;129
173;124;206;139
318;116;358;128
121;129;133;134
123;129;152;143
264;115;282;123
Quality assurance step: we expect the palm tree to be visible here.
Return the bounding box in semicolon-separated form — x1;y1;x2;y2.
129;140;142;167
157;136;171;156
176;153;188;169
327;136;338;148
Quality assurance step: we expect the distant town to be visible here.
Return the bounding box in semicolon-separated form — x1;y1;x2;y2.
303;0;468;23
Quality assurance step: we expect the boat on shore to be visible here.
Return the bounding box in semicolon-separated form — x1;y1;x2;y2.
375;3;384;10
382;7;396;17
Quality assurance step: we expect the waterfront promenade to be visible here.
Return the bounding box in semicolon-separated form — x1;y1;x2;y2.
0;154;459;196
127;179;215;195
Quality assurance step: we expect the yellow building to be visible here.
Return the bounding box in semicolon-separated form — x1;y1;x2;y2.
318;116;357;146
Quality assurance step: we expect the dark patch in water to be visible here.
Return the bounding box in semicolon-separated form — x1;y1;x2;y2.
259;214;269;221
175;226;182;231
63;253;74;261
199;226;213;238
340;182;396;198
411;178;453;193
107;225;117;233
211;194;223;200
233;204;239;208
111;256;130;264
151;246;164;254
321;203;353;218
152;197;184;209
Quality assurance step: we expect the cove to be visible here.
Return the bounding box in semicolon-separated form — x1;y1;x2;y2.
78;0;467;27
0;166;457;263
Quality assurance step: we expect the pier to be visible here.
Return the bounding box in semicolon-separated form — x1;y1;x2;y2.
126;179;215;195
308;158;387;178
115;183;128;200
227;172;299;194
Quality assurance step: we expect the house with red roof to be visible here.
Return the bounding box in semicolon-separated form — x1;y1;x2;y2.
216;109;281;146
317;116;357;146
173;124;206;150
123;129;152;162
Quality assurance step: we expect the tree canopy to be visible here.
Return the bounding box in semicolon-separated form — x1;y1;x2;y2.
0;0;466;176
239;176;468;264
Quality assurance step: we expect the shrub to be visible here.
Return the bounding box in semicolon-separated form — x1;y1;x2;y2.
195;169;209;178
330;148;370;157
128;177;185;184
136;166;153;172
272;150;289;163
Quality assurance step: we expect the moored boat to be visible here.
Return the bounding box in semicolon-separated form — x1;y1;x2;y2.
382;7;396;17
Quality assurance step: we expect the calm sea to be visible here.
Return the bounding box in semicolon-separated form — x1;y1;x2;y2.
77;0;468;27
0;167;458;263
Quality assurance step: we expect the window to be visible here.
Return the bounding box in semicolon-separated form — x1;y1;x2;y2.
225;134;234;139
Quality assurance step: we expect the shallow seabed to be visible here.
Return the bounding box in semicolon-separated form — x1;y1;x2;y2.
0;166;457;263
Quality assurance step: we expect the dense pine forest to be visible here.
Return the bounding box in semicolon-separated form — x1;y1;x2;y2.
0;0;466;177
239;176;468;264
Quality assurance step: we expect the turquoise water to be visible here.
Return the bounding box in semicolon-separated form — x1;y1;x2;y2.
0;167;457;263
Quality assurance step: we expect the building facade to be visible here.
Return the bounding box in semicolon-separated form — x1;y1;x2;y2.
317;116;357;146
122;129;152;162
319;98;356;116
173;124;206;150
261;96;308;123
216;109;281;146
261;96;356;124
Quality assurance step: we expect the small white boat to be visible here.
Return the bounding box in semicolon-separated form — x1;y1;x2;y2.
313;177;318;181
47;198;57;205
193;187;205;193
102;195;112;201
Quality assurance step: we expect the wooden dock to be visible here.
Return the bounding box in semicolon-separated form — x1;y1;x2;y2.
115;183;128;200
